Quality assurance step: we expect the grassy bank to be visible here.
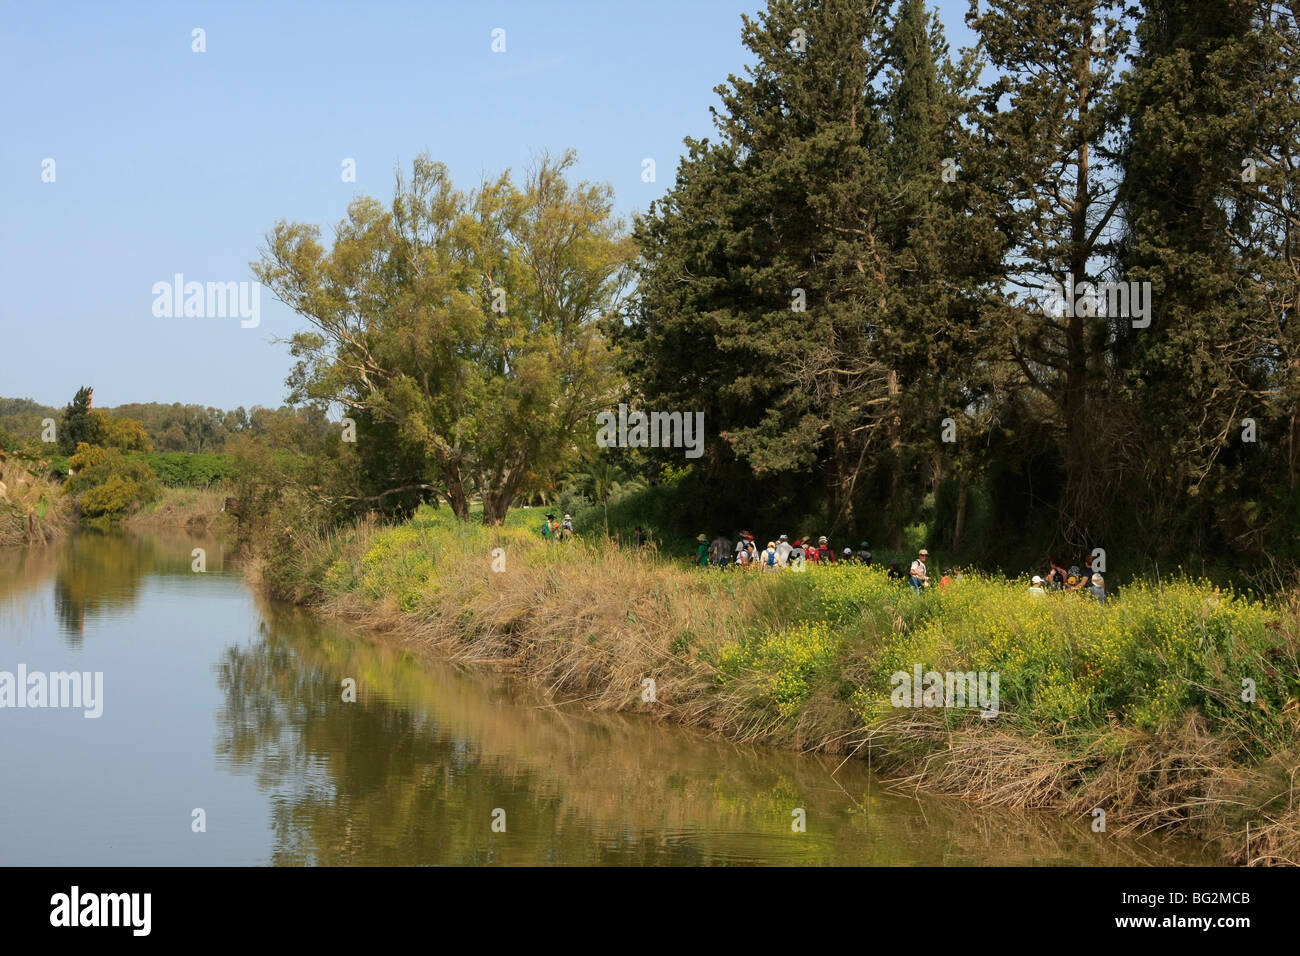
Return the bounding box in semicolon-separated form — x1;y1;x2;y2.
125;485;229;533
255;503;1300;865
0;456;69;547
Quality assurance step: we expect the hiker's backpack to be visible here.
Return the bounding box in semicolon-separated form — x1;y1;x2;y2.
766;549;776;566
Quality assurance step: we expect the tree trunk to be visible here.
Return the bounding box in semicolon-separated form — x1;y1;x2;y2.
953;468;969;552
886;369;904;549
443;462;469;519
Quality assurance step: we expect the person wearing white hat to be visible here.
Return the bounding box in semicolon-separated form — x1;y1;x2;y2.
1088;573;1107;604
1028;575;1046;597
909;549;930;593
776;534;792;568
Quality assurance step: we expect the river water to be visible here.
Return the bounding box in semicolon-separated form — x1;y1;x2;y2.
0;531;1209;865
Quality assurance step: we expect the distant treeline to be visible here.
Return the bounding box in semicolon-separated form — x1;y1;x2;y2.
0;396;334;455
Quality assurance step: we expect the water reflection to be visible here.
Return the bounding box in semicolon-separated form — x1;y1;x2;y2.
216;600;1205;866
1;530;231;644
0;531;1210;866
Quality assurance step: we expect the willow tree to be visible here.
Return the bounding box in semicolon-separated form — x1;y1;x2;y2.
254;152;633;524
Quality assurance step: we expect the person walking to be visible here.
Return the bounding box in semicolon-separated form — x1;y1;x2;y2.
695;534;710;566
776;534;792;568
855;541;873;566
710;533;732;568
909;549;931;593
761;540;779;572
816;535;834;563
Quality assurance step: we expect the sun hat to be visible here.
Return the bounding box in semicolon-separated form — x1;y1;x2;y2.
919;548;929;556
1091;573;1104;586
818;536;828;545
860;541;870;549
779;533;788;540
563;514;571;520
1031;575;1043;584
843;547;852;555
697;534;708;542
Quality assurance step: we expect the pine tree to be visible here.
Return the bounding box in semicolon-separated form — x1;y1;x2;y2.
968;0;1132;545
58;386;96;455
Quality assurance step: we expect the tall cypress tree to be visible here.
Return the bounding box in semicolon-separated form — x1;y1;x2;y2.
880;0;1000;547
630;0;897;530
58;385;96;455
1116;0;1276;552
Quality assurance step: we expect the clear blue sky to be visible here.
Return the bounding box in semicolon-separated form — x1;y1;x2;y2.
1;0;975;411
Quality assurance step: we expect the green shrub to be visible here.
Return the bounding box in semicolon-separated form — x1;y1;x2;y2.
64;443;161;520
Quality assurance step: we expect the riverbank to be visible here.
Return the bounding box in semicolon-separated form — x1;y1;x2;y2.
254;505;1300;866
124;485;228;534
0;456;68;547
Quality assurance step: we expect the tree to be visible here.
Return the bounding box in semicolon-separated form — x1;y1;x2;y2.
255;152;634;524
91;412;153;452
1115;0;1280;552
64;443;161;521
630;0;900;532
58;386;96;455
967;0;1132;545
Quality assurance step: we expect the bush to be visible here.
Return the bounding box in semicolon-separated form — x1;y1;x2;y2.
131;452;233;487
64;443;161;520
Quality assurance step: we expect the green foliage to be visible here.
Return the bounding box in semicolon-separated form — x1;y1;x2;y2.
91;411;152;452
132;453;233;487
63;443;161;520
716;621;843;718
58;386;96;455
254;151;635;525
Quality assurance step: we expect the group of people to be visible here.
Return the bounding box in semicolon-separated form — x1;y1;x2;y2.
688;533;1109;604
1027;555;1107;603
539;513;576;542
694;531;874;570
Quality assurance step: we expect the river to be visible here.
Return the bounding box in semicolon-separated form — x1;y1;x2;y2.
0;530;1210;865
